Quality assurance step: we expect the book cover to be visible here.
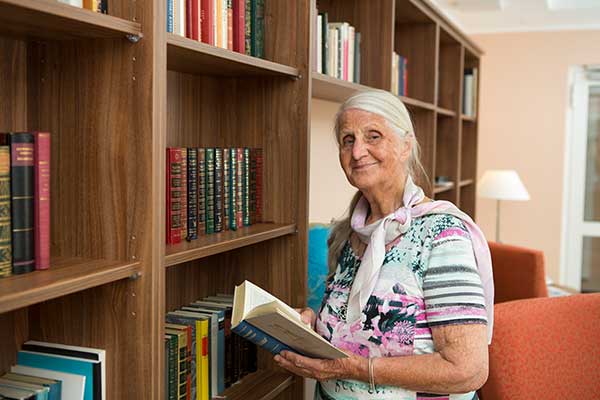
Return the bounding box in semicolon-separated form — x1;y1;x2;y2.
227;0;233;50
214;148;223;232
165;329;188;400
1;373;61;400
232;0;245;53
166;148;183;244
9;132;35;275
223;149;230;231
10;366;83;400
0;140;12;278
167;0;174;33
205;148;215;234
196;148;206;236
228;148;237;230
216;0;223;48
33;132;50;270
320;13;328;75
0;385;37;400
165;323;192;399
180;148;188;240
232;281;348;359
17;351;96;400
200;0;214;45
21;341;105;400
191;0;200;40
354;31;361;84
187;148;198;241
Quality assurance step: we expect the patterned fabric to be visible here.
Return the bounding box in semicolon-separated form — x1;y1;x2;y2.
315;214;487;400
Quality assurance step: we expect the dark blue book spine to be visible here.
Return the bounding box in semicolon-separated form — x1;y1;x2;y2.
232;321;293;355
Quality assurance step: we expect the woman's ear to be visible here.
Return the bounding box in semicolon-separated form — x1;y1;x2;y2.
399;137;412;162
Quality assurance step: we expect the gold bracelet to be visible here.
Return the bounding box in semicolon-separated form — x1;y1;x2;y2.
368;357;376;391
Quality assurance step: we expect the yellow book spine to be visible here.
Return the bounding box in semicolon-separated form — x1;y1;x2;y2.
216;0;223;47
199;319;209;400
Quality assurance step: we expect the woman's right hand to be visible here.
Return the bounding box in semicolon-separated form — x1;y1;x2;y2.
296;307;317;330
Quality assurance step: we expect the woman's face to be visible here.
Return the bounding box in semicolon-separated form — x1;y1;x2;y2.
337;108;411;192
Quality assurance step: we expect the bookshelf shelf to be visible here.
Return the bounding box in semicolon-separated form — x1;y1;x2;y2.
433;182;455;194
460;179;474;187
221;370;294;400
0;0;142;39
167;34;300;77
312;73;436;111
461;114;476;122
165;223;297;267
0;258;140;314
437;107;457;117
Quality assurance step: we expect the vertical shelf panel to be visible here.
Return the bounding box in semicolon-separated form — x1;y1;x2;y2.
394;0;437;103
438;27;462;112
409;107;436;195
435;115;459;204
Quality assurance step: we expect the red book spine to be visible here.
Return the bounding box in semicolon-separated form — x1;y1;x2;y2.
166;148;182;244
201;0;215;45
186;0;193;38
180;148;188;240
192;0;200;40
232;0;245;53
33;132;50;270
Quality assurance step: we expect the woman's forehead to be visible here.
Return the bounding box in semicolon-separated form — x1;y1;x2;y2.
339;108;386;127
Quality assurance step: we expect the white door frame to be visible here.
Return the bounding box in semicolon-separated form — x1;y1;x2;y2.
560;65;600;291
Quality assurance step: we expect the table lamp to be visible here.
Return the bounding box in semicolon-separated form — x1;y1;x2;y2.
478;169;530;242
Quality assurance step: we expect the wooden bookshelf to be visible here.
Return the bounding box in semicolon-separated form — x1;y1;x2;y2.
0;0;141;39
311;0;482;213
0;0;478;399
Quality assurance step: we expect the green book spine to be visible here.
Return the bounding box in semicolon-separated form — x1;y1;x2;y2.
229;148;237;230
197;148;206;236
223;149;230;231
166;335;178;400
250;0;264;58
243;147;250;226
205;148;215;234
0;144;11;278
244;0;252;56
187;148;198;240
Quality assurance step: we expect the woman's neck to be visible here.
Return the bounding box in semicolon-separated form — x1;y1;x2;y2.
363;180;406;224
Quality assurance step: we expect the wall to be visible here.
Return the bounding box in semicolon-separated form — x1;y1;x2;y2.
472;30;600;282
309;98;357;223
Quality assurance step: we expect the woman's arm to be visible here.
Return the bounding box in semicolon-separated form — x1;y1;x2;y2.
275;322;488;394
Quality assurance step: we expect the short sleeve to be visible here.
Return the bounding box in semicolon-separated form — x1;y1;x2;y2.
422;216;487;327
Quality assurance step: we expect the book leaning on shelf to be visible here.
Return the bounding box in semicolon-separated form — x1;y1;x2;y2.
232;280;347;359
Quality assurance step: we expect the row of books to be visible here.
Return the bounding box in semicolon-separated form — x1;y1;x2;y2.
0;132;50;279
57;0;107;13
167;0;265;59
165;293;258;400
392;52;408;97
1;341;105;400
166;147;263;244
314;12;361;84
463;68;478;117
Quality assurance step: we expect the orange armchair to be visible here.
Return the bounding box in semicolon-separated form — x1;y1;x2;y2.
488;241;548;303
480;294;600;399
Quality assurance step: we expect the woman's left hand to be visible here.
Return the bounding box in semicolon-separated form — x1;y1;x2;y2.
274;350;364;382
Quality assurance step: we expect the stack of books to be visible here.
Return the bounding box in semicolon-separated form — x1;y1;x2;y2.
391;52;408;97
0;132;51;279
166;147;263;244
314;10;361;84
57;0;107;13
463;68;478;117
1;341;105;400
167;0;265;59
165;293;258;400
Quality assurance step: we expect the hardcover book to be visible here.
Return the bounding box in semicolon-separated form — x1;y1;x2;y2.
232;281;347;359
33;132;50;270
0;140;11;278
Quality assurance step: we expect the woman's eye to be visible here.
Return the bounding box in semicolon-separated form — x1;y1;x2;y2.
368;131;381;140
342;136;354;146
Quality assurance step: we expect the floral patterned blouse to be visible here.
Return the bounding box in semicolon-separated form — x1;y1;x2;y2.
315;214;487;400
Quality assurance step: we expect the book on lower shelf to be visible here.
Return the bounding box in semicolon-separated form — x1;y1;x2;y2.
58;0;108;13
232;280;347;359
4;341;106;400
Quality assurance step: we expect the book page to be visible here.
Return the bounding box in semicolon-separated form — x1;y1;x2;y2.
240;281;301;322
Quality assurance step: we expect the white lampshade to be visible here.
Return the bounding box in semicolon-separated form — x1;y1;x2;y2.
478;170;530;201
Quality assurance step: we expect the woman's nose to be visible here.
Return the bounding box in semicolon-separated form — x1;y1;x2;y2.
352;139;368;160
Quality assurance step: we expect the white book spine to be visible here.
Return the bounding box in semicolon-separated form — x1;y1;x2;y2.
328;27;336;78
348;26;355;83
178;0;185;36
221;0;228;49
58;0;83;7
317;15;322;74
213;0;218;47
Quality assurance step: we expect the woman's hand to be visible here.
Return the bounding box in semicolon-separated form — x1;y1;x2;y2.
274;350;366;382
295;307;317;330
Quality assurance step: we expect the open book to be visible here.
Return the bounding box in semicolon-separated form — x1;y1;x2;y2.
232;280;347;360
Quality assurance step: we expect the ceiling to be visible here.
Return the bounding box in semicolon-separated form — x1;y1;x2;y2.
430;0;600;34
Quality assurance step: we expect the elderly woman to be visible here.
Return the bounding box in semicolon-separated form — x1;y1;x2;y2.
274;90;494;400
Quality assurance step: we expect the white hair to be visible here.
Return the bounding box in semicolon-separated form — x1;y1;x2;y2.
327;90;429;274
